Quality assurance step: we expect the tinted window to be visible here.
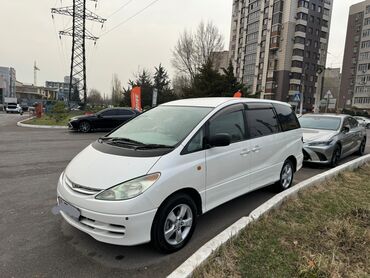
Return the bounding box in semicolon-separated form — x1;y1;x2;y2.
209;107;245;143
101;109;118;116
349;117;358;128
245;108;279;138
118;109;134;116
273;103;300;131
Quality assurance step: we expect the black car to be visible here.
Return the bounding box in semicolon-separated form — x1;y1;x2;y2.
68;107;140;133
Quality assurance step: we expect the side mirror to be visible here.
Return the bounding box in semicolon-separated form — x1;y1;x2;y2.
342;126;350;133
97;114;103;118
208;133;231;148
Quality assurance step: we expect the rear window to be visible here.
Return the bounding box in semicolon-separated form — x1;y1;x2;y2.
245;108;279;139
273;103;300;131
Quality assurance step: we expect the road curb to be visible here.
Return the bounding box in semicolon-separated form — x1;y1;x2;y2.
168;154;370;278
17;117;68;129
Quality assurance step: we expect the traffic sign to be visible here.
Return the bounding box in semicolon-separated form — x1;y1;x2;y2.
293;92;301;102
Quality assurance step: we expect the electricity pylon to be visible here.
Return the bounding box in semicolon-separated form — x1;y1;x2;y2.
51;0;106;107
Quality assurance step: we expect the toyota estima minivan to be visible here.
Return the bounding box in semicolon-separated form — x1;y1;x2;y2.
55;98;303;253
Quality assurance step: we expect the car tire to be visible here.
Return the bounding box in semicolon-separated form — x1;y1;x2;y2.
275;159;294;192
79;121;91;133
367;123;370;129
330;145;341;168
151;193;197;253
357;138;366;156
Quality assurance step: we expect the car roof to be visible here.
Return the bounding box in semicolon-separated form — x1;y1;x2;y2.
301;114;349;119
162;97;291;108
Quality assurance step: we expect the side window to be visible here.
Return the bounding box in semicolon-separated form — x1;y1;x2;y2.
245;108;279;139
118;109;134;116
183;127;205;154
101;110;116;116
349;117;358;128
209;108;246;143
273;103;300;131
343;118;350;128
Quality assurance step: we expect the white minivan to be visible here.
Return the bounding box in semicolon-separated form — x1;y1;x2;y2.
55;98;303;253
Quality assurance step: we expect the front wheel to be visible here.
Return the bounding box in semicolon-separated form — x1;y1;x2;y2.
79;121;91;133
151;193;197;253
275;160;294;192
357;138;366;156
330;145;341;168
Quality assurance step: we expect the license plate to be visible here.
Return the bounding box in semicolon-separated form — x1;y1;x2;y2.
58;197;81;219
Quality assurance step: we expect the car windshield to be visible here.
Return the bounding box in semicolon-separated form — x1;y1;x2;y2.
299;116;341;131
108;105;212;147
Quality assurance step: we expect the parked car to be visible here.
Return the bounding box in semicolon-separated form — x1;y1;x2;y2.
300;114;367;167
55;98;303;253
354;116;370;129
5;102;23;114
68;107;140;132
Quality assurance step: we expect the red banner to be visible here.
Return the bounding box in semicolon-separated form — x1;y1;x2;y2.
131;86;142;112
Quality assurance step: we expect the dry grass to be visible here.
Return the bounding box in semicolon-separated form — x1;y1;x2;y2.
194;165;370;278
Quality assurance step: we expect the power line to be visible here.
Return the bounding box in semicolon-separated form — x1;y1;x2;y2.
100;0;161;38
106;0;134;19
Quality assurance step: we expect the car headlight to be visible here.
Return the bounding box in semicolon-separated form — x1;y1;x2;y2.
308;140;333;146
95;173;161;201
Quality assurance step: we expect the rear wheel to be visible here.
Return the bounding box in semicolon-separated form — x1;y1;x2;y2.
330;145;341;168
275;160;294;192
151;193;197;253
79;121;91;133
357;138;366;156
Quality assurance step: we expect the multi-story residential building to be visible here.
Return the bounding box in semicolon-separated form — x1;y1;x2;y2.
229;0;333;111
0;66;16;104
339;0;370;111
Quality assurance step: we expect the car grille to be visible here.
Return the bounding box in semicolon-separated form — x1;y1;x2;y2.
65;178;101;195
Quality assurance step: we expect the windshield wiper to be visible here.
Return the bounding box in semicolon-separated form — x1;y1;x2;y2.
135;144;175;150
99;137;145;146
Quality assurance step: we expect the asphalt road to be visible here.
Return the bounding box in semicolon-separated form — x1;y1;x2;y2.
0;113;369;278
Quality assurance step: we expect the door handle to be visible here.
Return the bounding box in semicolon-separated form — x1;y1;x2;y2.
240;149;251;156
251;145;261;153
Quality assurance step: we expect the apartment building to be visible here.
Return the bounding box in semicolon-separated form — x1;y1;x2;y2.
0;66;16;104
229;0;333;111
339;0;370;111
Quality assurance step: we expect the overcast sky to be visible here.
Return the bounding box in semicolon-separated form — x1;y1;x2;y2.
0;0;365;95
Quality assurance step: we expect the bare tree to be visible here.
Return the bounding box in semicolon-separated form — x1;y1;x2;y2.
87;89;103;106
111;74;123;107
172;21;224;80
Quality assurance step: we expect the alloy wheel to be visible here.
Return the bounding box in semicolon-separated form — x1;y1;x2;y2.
163;204;193;246
281;163;293;189
79;122;90;133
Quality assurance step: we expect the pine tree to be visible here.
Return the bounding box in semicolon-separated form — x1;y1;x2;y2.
221;61;249;97
184;59;224;98
153;64;177;105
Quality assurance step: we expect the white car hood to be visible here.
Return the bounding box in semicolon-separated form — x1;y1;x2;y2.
65;144;161;190
302;128;337;143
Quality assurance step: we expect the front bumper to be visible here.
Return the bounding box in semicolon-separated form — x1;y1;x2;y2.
57;190;157;246
303;143;336;164
68;121;79;130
